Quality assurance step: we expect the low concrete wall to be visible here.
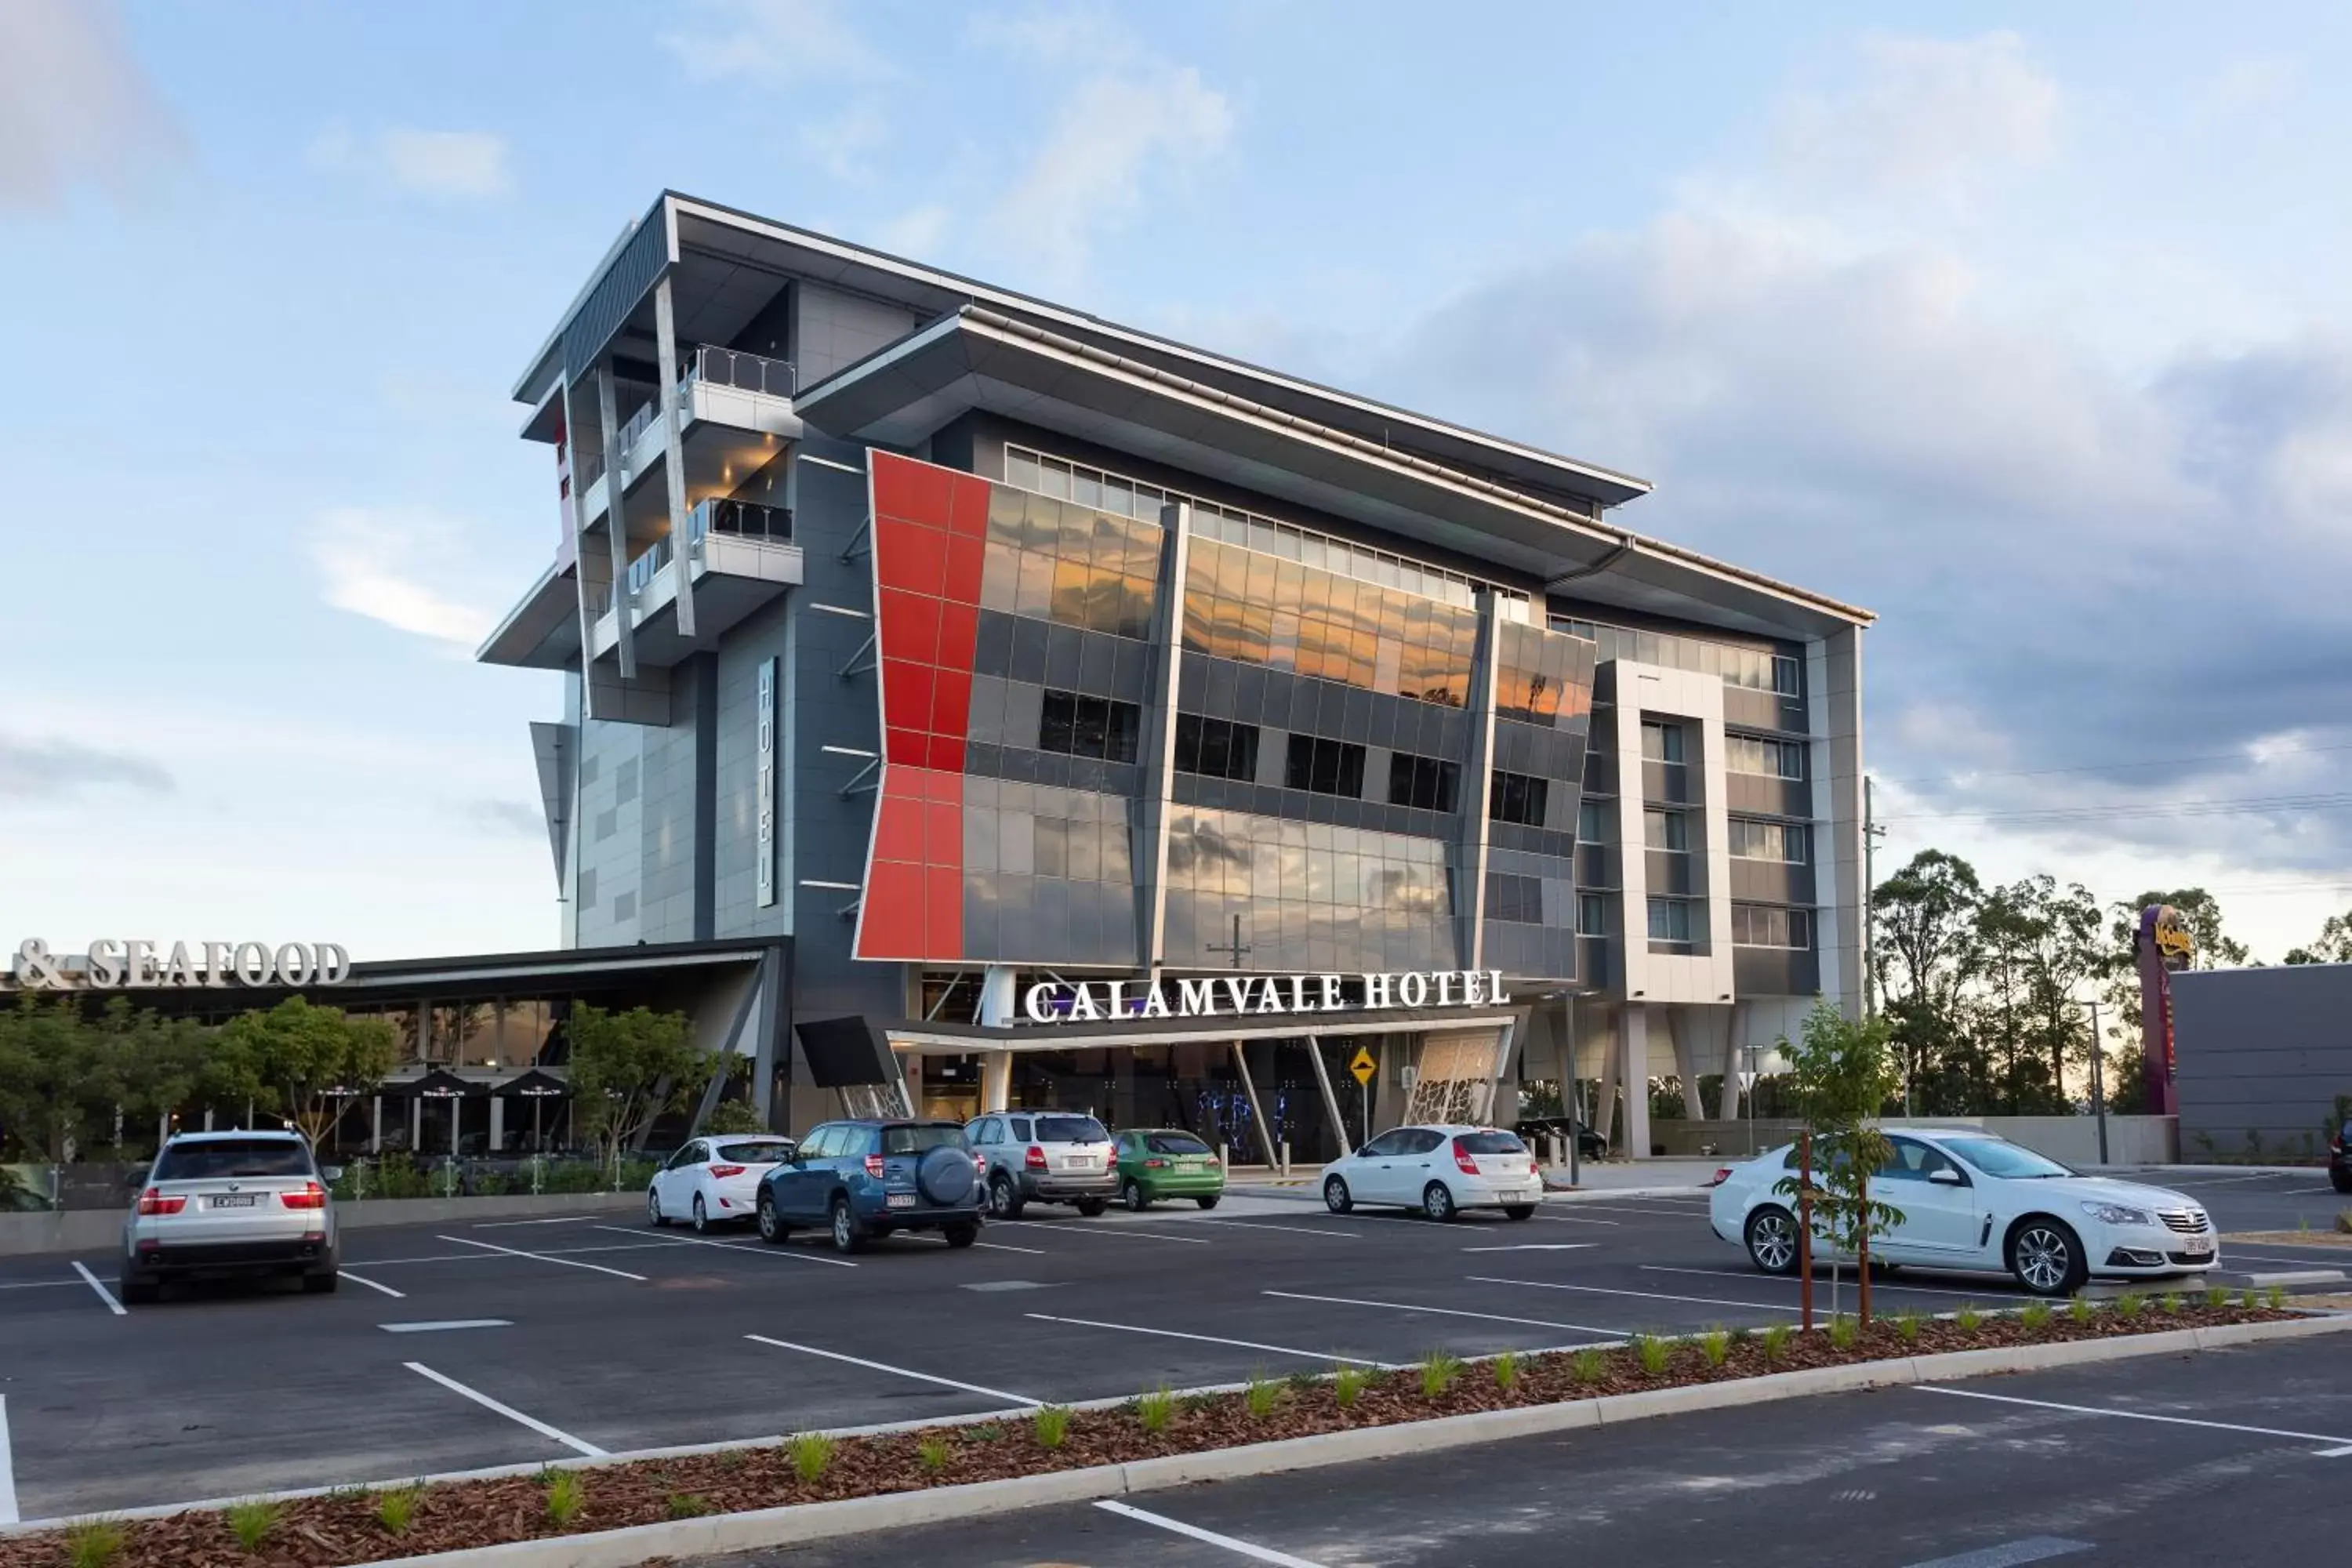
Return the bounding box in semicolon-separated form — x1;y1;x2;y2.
1648;1115;2177;1165
0;1189;645;1258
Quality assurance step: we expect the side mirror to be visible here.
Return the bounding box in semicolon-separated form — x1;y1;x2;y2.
1928;1167;1963;1185
321;1166;345;1184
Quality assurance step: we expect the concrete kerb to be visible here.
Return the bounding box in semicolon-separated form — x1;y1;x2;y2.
15;1312;2338;1565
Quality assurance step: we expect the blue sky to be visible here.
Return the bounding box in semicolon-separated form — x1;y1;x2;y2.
8;1;2352;962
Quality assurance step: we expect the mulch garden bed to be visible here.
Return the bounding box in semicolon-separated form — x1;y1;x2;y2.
2;1296;2308;1568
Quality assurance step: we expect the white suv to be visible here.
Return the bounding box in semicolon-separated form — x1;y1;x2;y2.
121;1131;339;1303
967;1112;1118;1218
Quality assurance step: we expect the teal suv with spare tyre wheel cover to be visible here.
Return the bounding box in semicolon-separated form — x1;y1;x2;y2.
754;1119;985;1253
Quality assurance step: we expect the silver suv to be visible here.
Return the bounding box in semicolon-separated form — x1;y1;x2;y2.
967;1112;1117;1218
122;1131;339;1303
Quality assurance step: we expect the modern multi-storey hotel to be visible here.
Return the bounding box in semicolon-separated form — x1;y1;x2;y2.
12;192;1871;1163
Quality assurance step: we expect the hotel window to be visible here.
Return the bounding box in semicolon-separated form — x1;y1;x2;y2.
1733;904;1813;949
1038;691;1141;764
1577;798;1606;844
1640;720;1686;764
1173;714;1259;782
1726;735;1806;780
1490;770;1549;827
1646;897;1694;944
1578;893;1608;935
1388;751;1461;813
1486;871;1544;924
1727;818;1808;862
1643;808;1690;852
1284;735;1366;798
1773;655;1802;698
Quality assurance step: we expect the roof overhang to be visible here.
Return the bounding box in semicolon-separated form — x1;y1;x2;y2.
799;309;1872;637
477;558;581;670
883;1004;1521;1054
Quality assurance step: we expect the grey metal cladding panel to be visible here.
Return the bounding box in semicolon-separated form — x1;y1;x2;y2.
1723;686;1799;734
1729;858;1813;904
563;216;670;382
1641;759;1688;804
1646;849;1693;896
1733;947;1804;996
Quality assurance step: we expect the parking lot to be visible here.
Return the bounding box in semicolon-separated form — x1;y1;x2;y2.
2;1167;2345;1523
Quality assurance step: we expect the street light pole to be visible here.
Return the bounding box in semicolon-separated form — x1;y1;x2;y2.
2084;997;2110;1166
1564;991;1581;1188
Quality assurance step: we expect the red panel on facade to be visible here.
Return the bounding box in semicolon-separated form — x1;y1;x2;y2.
935;600;980;672
929;664;972;737
875;516;948;597
878;587;942;666
871;786;924;864
881;659;935;732
885;726;928;767
945;468;995;539
924;865;964;955
923;796;963;864
869;452;927;527
924;733;965;772
858;861;925;957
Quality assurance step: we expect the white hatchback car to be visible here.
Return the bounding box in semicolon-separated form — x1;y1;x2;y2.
648;1134;797;1232
1321;1125;1544;1221
1710;1127;2218;1297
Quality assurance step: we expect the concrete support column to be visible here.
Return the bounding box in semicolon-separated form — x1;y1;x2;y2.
1595;1009;1621;1146
369;1096;383;1155
1622;1004;1653;1160
409;1098;421;1151
1719;1002;1750;1118
489;1097;505;1154
902;1052;924;1117
979;1052;1013;1113
1230;1041;1280;1169
1667;1008;1707;1120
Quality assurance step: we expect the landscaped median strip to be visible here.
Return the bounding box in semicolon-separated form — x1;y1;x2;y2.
4;1301;2346;1568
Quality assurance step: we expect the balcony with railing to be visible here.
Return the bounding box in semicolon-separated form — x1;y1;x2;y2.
570;346;804;539
580;495;802;667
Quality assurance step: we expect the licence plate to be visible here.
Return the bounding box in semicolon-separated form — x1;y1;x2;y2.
2183;1236;2212;1257
886;1193;916;1208
1179;1158;1210;1169
210;1194;259;1208
1058;1158;1091;1171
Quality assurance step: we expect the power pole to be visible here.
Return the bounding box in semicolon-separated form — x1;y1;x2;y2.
2084;997;2110;1165
1864;775;1903;1114
1206;914;1251;970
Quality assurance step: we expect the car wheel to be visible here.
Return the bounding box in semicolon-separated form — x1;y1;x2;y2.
1122;1178;1149;1212
2008;1218;2088;1297
1745;1206;1801;1276
118;1273;159;1305
692;1196;710;1234
1194;1195;1220;1210
2332;1169;2352;1195
756;1189;790;1245
1503;1203;1536;1221
1074;1197;1108;1218
648;1187;668;1227
989;1174;1025;1221
943;1221;979;1248
1323;1175;1352;1214
1422;1181;1457;1222
829;1195;868;1254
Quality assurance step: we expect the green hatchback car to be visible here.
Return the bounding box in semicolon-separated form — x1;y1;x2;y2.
1112;1128;1225;1210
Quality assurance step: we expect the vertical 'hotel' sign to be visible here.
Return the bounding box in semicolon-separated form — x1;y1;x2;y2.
755;655;777;907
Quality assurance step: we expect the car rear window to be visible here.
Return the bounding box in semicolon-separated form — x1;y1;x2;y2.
1036;1116;1109;1143
1143;1131;1211;1156
152;1140;313;1181
715;1141;789;1163
1455;1132;1526;1155
882;1124;967;1156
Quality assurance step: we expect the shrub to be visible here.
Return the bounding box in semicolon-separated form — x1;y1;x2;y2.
1419;1350;1465;1398
1244;1374;1281;1420
1033;1406;1072;1450
2068;1295;2094;1324
2239;1287;2261;1311
2265;1285;2288;1309
2019;1300;2052;1333
789;1432;836;1482
1759;1323;1792;1366
1890;1308;1923;1345
1728;1325;1755;1348
226;1500;282;1552
1286;1370;1319;1394
1954;1302;1984;1333
2337;1210;2352;1236
968;1423;1004;1443
1633;1334;1671;1376
2157;1291;2182;1314
67;1521;124;1568
1570;1347;1606;1385
542;1469;586;1528
1828;1315;1859;1351
1698;1328;1731;1368
916;1435;952;1472
1333;1365;1371;1408
374;1486;420;1534
1135;1384;1175;1433
2205;1286;2230;1309
666;1494;712;1519
1493;1350;1521;1392
2114;1291;2144;1322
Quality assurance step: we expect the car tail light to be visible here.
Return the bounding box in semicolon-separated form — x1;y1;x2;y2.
709;1164;746;1178
280;1181;327;1210
1453;1142;1480;1176
1711;1167;1733;1186
136;1189;185;1216
863;1155;886;1178
1144;1157;1169;1169
1024;1145;1047;1170
973;1153;988;1177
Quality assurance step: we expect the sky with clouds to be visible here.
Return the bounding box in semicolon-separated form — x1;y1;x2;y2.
5;0;2352;964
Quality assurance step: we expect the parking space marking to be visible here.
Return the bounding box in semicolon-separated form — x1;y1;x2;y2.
1642;1265;2020;1301
1899;1537;2092;1568
590;1225;858;1269
70;1261;125;1316
1468;1275;1805;1314
0;1279;80;1291
1526;1212;1621;1226
1916;1385;2352;1452
0;1395;17;1525
471;1215;615;1228
337;1269;405;1298
971;1240;1048;1254
1462;1243;1597;1253
1153;1215;1359;1240
1263;1288;1627;1338
1094;1499;1332;1566
1006;1219;1210;1245
404;1362;606;1457
1534;1201;1711;1220
1025;1312;1386;1367
380;1319;513;1333
745;1334;1043;1407
438;1234;648;1282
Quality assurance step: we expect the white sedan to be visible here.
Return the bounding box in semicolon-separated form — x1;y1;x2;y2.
648;1134;797;1232
1321;1125;1544;1221
1710;1127;2219;1297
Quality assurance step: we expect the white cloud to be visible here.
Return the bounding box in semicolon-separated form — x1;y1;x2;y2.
2199;56;2299;120
987;64;1234;285
308;510;500;650
309;125;514;199
872;202;952;258
0;0;179;210
0;734;172;801
801;102;887;181
964;2;1136;66
1773;31;2058;205
661;0;889;82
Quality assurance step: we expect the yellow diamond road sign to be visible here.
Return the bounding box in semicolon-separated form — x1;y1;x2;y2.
1348;1047;1377;1087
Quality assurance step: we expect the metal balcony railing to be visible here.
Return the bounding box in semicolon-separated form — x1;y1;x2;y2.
689;496;793;546
684;345;796;399
625;537;673;597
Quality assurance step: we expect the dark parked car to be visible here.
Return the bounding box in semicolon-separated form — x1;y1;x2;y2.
755;1119;983;1253
1514;1115;1608;1162
2331;1120;2352;1194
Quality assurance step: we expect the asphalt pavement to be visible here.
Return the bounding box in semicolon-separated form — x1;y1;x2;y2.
0;1165;2342;1523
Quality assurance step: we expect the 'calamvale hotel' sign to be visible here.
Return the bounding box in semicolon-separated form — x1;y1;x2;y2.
1024;969;1508;1024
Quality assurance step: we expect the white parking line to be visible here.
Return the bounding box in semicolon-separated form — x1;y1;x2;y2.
1263;1288;1627;1338
1530;1201;1711;1220
380;1319;513;1334
437;1234;646;1282
746;1334;1043;1406
1153;1215;1359;1240
404;1362;605;1457
347;1241;683;1269
971;1240;1048;1254
1094;1499;1332;1566
0;1279;80;1291
1642;1265;2020;1302
1025;1312;1387;1367
0;1395;17;1525
470;1215;614;1228
1915;1384;2352;1454
1463;1243;1598;1254
337;1269;405;1298
1006;1219;1211;1244
1526;1212;1621;1227
1468;1275;1804;1314
1899;1537;2091;1568
70;1261;125;1316
590;1225;857;1268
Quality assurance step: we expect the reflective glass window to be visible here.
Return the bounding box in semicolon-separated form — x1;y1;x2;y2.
1486;871;1543;924
1285;735;1366;798
1577;799;1606;842
1387;752;1460;812
1038;691;1141;764
1174;714;1260;781
1640;721;1686;763
1643;808;1690;851
1490;771;1548;827
1646;897;1693;942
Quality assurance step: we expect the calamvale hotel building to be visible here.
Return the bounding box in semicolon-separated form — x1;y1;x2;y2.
13;193;1872;1163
